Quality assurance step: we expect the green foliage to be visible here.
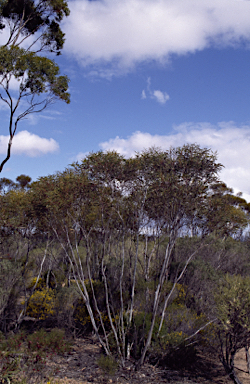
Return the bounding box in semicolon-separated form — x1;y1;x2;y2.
1;146;250;370
215;274;250;335
0;258;22;331
97;354;118;376
206;274;250;383
15;175;32;190
0;177;16;194
26;328;71;354
0;46;70;102
130;310;189;361
0;0;70;173
73;297;91;331
26;287;56;320
0;0;70;55
0;328;71;382
73;279;117;334
54;285;79;329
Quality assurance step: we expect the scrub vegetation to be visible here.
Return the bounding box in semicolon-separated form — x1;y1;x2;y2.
1;145;250;384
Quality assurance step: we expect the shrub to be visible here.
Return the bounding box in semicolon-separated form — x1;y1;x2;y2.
26;288;55;320
27;328;71;355
0;328;72;383
97;355;118;376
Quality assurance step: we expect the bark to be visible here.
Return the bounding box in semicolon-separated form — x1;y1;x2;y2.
245;345;250;375
128;186;148;325
53;225;111;357
158;241;209;334
136;228;177;369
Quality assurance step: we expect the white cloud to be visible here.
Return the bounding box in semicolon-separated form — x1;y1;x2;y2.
152;90;170;104
25;113;57;126
142;77;170;104
99;122;250;201
7;77;23;92
75;151;89;162
63;0;250;75
0;99;10;111
0;130;59;157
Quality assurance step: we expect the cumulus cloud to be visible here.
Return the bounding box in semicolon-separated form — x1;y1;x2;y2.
0;130;59;157
63;0;250;75
99;122;250;201
152;90;170;104
142;77;170;104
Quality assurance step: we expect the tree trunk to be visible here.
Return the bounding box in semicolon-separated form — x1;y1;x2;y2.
245;345;250;375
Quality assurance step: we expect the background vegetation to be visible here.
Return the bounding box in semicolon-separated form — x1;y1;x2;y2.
1;145;250;384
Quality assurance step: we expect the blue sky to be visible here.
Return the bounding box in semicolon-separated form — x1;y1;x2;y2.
1;0;250;200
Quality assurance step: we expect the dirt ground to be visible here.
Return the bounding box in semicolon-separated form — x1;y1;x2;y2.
234;349;250;384
34;335;239;384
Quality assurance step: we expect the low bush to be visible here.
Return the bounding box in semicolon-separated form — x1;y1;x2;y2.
26;288;55;320
0;328;72;383
97;354;118;376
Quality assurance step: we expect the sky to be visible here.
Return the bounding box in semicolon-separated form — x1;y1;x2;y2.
1;0;250;199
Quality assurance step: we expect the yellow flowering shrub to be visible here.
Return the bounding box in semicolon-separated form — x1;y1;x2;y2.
28;277;45;290
26;288;55;320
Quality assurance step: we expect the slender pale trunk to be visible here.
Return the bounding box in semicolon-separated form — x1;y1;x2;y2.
119;230;126;360
85;244;110;353
129;186;148;325
101;258;124;365
16;239;49;326
137;230;177;369
129;230;139;324
158;241;208;334
144;235;157;282
54;226;111;356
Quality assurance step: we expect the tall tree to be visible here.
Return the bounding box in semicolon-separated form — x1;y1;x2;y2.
16;173;31;189
0;176;15;193
136;145;248;368
0;0;69;54
0;0;70;172
25;146;249;368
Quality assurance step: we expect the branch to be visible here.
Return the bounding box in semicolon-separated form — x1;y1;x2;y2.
158;238;214;334
16;239;50;326
174;319;217;349
0;136;12;173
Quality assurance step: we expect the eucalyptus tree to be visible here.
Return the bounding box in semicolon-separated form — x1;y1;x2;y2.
0;176;15;193
0;0;69;54
26;146;249;368
135;145;249;367
42;153;132;362
15;174;31;189
0;0;70;172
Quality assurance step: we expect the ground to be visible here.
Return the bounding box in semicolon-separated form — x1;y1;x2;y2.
30;335;246;384
13;335;250;384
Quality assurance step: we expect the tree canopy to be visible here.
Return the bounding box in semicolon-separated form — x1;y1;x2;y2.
1;146;250;382
0;0;70;173
0;0;69;54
